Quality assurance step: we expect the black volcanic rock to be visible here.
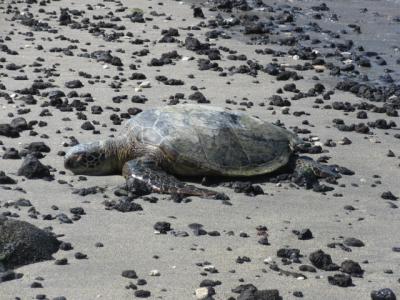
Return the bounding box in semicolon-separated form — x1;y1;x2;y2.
65;80;83;89
371;288;397;300
17;155;51;179
0;171;17;184
0;124;19;138
309;250;339;271
0;217;60;269
328;273;353;287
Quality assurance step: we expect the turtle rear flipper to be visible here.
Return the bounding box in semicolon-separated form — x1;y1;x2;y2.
122;158;227;199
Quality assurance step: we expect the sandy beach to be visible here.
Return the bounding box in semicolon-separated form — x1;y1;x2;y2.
0;0;399;299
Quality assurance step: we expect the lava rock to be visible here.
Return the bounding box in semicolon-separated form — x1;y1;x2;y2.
65;80;83;89
295;228;313;240
309;250;339;271
328;273;353;287
0;171;17;184
112;197;143;213
121;270;137;279
154;222;171;234
24;142;51;153
81;121;95;131
17;155;51;179
344;237;365;247
371;288;397;300
10;117;29;132
341;260;364;277
193;7;205;18
381;191;398;201
134;290;151;298
0;217;60;269
235;284;282;300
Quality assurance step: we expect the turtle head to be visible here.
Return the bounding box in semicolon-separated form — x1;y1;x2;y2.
64;141;119;175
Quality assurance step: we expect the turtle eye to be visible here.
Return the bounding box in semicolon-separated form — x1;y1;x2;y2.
77;154;87;165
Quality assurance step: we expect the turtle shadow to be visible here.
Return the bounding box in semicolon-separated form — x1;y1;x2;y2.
176;154;348;194
176;155;307;190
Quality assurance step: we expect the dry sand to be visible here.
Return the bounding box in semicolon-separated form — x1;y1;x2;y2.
0;0;399;299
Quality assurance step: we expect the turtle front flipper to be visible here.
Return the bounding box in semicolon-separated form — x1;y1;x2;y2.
292;156;340;188
122;158;227;200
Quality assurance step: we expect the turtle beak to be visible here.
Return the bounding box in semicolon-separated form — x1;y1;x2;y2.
64;144;87;172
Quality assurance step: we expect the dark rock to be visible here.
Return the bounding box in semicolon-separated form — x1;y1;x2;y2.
341;260;364;277
24;142;51;153
277;248;300;259
328;273;353;287
59;242;73;251
10;117;29;132
293;291;303;298
236;284;282;300
344;237;365;247
189;91;209;104
65;80;83;89
296;228;313;240
121;270;137;279
309;250;339;271
74;252;87;259
193;7;205;18
59;9;72;25
381;191;398;201
0;171;17;184
2;148;20;159
57;213;73;224
81;121;95;131
154;222;171;234
17;155;51;179
200;279;222;287
0;217;60;269
371;288;397;300
0;124;19;138
31;281;43;288
0;270;23;283
112;197;143;213
54;258;68;265
14;199;32;207
299;265;316;272
70;207;85;215
258;236;269;245
185;37;203;51
134;290;151;298
234;182;264;196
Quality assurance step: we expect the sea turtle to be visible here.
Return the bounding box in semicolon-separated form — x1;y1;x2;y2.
64;104;338;198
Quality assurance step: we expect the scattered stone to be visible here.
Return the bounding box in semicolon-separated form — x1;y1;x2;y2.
0;217;60;269
0;270;23;283
17;155;51;179
154;222;171;234
328;273;353;287
122;270;137;279
0;171;17;184
134;290;151;298
309;250;339;271
344;237;365;247
65;80;83;89
371;288;397;300
341;260;364;277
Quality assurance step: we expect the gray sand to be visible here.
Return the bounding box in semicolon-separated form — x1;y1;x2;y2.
0;0;399;299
